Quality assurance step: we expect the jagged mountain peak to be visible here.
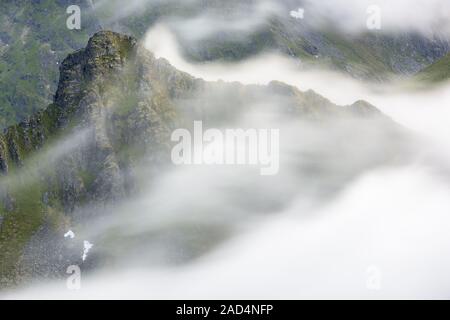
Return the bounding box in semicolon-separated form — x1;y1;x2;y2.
54;31;137;110
0;30;388;177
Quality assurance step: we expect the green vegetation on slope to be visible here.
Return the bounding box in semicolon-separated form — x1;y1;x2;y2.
0;0;99;129
0;31;139;285
415;53;450;83
1;0;449;129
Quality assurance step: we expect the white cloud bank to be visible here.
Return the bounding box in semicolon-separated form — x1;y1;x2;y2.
296;0;449;35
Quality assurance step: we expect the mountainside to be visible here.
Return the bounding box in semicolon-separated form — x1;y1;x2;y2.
98;0;450;79
0;30;408;287
1;1;449;129
175;18;450;81
0;0;101;128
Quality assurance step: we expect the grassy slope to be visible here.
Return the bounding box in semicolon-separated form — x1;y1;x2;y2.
0;102;71;285
415;53;450;83
0;0;99;129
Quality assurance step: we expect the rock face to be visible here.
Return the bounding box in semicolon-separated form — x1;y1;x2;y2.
0;31;398;287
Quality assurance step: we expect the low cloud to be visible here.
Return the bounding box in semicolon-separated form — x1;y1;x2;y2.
93;0;450;40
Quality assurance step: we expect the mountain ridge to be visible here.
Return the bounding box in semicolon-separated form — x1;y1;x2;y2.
0;30;403;287
1;1;449;128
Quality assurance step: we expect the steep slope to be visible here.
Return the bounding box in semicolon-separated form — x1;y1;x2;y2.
0;31;405;287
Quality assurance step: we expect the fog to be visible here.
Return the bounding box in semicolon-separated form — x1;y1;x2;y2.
0;128;92;194
7;164;450;299
92;0;450;38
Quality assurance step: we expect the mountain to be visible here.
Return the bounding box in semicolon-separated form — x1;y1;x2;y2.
97;0;450;80
0;1;449;129
0;0;101;128
174;18;450;81
0;31;407;287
